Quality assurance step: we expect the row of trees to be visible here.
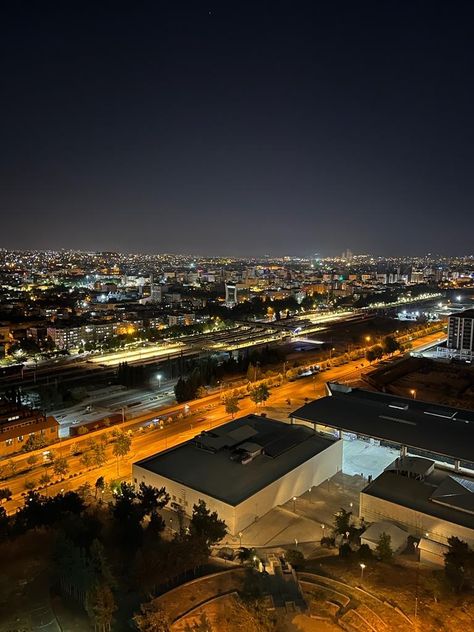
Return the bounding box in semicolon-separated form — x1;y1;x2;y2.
0;478;228;631
365;335;402;363
0;430;132;492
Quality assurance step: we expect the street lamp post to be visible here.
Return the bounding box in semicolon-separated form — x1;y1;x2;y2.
239;531;243;548
293;496;297;513
157;373;162;389
360;563;366;582
410;389;417;399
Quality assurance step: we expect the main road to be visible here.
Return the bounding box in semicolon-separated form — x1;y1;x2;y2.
0;330;444;513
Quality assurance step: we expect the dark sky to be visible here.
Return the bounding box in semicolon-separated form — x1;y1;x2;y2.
1;1;473;257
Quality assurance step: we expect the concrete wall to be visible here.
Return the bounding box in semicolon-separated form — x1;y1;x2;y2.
133;439;342;535
132;465;237;533
420;548;446;568
360;492;474;547
233;438;343;534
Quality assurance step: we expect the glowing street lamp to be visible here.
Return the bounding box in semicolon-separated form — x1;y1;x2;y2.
156;373;162;388
410;389;416;399
238;531;243;548
360;563;366;581
293;496;297;513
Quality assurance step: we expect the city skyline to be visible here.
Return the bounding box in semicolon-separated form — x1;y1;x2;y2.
1;2;474;255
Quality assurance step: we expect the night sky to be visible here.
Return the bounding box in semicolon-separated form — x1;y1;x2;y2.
1;1;473;257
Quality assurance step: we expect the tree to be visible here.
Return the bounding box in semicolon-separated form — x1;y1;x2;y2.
196;386;208;399
383;335;400;356
236;547;257;564
92;443;107;468
112;431;132;474
53;456;69;479
334;508;352;535
137;482;170;515
85;583;116;632
7;459;17;477
444;536;474;592
376;532;393;562
249;384;270;407
134;602;171;632
21;433;47;452
39;473;51;485
81;452;94;468
372;345;384;360
0;487;12;502
189;500;227;550
27;454;39;467
77;482;93;501
0;506;9;539
365;349;376;363
285;549;305;569
224;395;240;419
95;476;105;500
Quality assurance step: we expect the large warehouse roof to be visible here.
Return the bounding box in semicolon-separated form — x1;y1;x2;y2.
135;415;338;505
362;463;474;531
291;384;474;463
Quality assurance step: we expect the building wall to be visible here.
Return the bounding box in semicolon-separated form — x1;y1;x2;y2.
133;439;342;535
132;466;236;533
447;314;474;355
233;439;342;534
0;417;59;457
420;547;446;568
360;492;474;548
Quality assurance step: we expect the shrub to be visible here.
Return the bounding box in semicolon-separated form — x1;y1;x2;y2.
321;536;336;548
358;543;373;561
285;549;305;569
339;543;352;559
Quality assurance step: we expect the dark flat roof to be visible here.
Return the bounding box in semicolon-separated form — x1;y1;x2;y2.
449;309;474;319
362;468;474;531
134;415;337;506
291;384;474;463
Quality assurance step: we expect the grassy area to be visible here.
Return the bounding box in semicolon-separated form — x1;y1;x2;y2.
308;555;474;632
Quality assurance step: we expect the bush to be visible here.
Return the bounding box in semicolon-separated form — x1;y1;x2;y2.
339;543;352;559
357;543;373;561
39;473;51;485
321;536;336;548
0;487;13;501
25;480;36;491
285;549;305;569
376;532;393;562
